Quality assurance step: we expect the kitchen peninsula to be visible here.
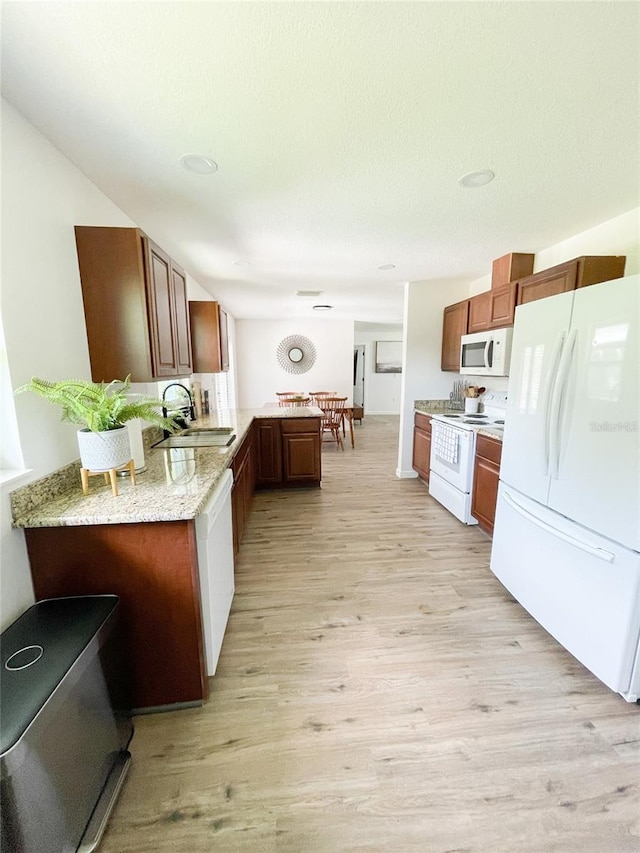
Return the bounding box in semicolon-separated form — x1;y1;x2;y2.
11;406;322;712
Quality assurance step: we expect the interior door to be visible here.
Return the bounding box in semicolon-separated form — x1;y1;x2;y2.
499;290;574;505
353;345;365;407
547;275;639;551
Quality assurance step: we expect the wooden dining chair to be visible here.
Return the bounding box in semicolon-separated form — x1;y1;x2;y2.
276;392;306;407
318;396;347;450
309;391;336;406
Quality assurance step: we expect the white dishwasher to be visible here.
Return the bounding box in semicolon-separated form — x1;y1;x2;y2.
195;469;235;676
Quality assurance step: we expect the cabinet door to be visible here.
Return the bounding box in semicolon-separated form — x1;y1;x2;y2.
255;420;282;484
488;283;517;328
145;239;179;377
282;433;321;483
171;265;193;375
468;292;491;333
471;436;503;535
441;300;469;371
412;426;431;482
189;301;229;373
25;521;207;710
75;226;154;382
517;261;577;306
218;305;230;372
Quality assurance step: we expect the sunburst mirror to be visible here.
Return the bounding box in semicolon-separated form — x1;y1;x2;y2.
276;335;317;374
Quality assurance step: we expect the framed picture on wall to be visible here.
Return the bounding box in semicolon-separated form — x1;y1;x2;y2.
375;341;402;373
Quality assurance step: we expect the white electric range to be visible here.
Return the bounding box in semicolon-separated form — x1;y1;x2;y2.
428;392;507;524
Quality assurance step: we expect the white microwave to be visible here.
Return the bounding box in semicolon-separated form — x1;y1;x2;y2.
460;327;513;376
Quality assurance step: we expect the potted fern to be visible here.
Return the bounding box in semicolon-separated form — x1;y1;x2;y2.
16;376;179;471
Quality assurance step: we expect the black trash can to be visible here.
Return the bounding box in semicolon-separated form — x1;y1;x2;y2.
1;595;133;852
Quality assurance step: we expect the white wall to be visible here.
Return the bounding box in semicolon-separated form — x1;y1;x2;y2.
396;278;471;477
469;208;639;296
0;101;147;628
235;319;354;408
354;324;403;414
0;102;230;630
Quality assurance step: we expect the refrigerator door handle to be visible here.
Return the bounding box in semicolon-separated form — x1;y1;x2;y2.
548;329;577;479
542;334;565;475
502;490;615;563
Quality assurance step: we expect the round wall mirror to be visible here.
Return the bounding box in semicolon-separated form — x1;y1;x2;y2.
288;347;304;364
276;335;317;374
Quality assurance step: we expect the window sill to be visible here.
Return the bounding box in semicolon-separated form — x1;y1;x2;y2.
0;469;33;490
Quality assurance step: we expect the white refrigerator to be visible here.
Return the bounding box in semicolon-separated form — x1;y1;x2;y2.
491;274;640;701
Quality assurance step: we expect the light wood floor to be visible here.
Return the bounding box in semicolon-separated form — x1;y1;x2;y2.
101;416;639;853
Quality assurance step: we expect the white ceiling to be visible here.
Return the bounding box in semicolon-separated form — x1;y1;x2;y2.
2;2;638;323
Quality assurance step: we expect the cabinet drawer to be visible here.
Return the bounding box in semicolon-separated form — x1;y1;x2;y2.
476;434;502;465
281;418;321;434
414;412;432;433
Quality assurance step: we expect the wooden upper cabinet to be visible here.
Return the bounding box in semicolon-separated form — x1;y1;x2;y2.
467;291;491;333
172;267;193;375
491;252;534;289
189;301;230;373
517;260;577;306
517;256;626;307
488;282;517;328
74;226;192;382
441;300;469;371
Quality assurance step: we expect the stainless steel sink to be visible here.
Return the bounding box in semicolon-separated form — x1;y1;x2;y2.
181;427;234;436
152;428;236;449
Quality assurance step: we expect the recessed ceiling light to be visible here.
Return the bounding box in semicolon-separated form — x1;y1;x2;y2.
378;264;396;270
233;260;251;266
313;304;333;311
458;169;495;188
180;154;218;174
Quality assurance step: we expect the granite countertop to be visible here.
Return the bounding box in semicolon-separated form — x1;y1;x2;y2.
414;401;505;443
11;406;323;529
477;427;504;442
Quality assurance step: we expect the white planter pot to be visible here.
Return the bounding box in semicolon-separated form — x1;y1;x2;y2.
77;426;131;472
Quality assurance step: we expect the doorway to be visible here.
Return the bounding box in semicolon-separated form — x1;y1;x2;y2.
353;345;365;407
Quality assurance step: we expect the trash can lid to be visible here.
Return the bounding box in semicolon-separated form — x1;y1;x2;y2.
0;595;119;756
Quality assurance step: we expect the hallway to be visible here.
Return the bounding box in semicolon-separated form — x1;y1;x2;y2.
101;415;639;853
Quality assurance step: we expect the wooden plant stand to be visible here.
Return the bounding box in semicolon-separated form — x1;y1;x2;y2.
80;460;136;497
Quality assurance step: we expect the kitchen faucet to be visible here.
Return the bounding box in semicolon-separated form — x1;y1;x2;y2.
161;382;196;435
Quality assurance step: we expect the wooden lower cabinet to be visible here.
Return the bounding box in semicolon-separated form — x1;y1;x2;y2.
471;434;503;535
412;412;432;482
24;520;208;711
255;417;322;488
231;428;254;555
255;419;283;485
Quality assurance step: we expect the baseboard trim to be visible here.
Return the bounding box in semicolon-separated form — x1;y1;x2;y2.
396;468;419;479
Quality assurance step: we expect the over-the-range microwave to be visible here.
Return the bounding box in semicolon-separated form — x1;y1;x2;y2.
459;327;513;376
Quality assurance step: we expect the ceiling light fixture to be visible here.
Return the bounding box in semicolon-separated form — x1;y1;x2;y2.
180;154;218;174
296;290;323;297
313;304;333;311
378;264;396;270
458;169;495;188
233;260;251;266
